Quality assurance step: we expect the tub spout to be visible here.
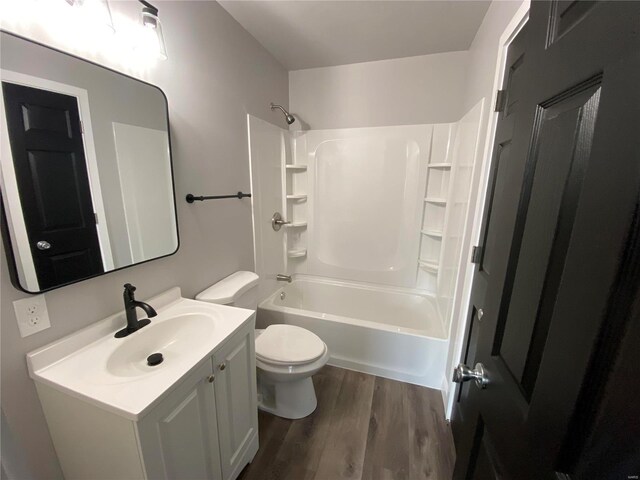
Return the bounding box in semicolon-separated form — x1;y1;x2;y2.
276;274;292;283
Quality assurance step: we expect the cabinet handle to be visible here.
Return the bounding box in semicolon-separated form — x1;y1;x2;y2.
207;375;215;383
219;363;226;371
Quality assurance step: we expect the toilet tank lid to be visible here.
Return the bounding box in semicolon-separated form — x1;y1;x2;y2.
195;271;259;304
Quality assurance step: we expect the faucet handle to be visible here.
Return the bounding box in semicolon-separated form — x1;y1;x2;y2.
123;284;137;301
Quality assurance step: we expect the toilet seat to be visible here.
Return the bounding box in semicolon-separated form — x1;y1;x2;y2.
255;325;326;366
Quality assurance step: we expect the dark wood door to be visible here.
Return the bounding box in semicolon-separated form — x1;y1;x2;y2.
452;2;640;479
2;82;103;290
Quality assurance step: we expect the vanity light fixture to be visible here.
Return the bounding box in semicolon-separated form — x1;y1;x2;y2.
137;0;168;60
65;0;115;34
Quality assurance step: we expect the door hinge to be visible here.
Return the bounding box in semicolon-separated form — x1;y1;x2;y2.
471;245;483;264
494;89;507;112
94;213;99;224
80;121;84;134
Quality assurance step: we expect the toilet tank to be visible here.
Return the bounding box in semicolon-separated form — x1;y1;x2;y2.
195;271;260;309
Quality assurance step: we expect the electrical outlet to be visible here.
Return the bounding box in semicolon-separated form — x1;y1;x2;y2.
13;294;51;337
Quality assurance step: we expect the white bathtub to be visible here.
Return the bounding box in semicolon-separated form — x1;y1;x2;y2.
257;276;449;389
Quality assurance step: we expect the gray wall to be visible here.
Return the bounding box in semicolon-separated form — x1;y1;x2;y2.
0;2;289;478
288;51;468;129
1;32;169;268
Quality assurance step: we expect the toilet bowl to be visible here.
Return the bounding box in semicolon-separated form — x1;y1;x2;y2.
196;271;328;419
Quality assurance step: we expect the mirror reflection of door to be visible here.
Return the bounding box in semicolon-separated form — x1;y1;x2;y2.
2;82;104;290
1;31;178;293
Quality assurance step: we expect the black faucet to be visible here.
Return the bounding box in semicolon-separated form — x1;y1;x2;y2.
114;283;158;338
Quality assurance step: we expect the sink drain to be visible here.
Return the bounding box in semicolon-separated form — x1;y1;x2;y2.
147;353;164;366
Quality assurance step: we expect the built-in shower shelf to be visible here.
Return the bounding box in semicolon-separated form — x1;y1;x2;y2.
421;229;443;238
424;197;447;205
427;163;452;169
285;165;308;172
285;222;308;228
286;194;307;200
418;260;439;273
287;248;307;258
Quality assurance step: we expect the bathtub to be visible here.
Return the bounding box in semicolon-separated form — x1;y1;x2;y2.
257;276;449;389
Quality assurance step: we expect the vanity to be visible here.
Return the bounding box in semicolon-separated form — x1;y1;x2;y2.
27;287;259;480
1;30;258;480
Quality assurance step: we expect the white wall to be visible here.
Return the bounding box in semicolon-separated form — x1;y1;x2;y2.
462;1;527;114
289;51;468;129
0;2;289;479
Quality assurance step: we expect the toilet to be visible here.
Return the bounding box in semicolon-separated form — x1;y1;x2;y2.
196;271;329;419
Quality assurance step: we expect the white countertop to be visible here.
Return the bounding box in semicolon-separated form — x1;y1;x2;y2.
27;287;255;421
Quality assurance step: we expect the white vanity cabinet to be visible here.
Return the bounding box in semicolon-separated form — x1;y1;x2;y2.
34;314;258;480
137;361;223;480
212;328;259;480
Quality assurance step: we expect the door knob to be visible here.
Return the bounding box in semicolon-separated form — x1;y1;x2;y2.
219;363;226;371
453;362;489;389
36;241;51;250
271;212;291;231
207;375;215;383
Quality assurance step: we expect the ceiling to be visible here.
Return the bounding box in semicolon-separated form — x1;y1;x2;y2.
218;1;491;71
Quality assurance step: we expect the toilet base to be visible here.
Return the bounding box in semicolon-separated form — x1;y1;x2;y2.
257;376;318;419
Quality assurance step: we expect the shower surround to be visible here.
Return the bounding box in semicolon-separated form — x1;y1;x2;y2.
248;100;483;389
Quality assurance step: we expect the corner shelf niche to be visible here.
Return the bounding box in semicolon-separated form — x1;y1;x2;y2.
287;248;307;258
418;260;439;274
286;165;308;172
424;197;447;205
286;194;307;201
417;123;456;292
421;229;442;238
284;160;308;266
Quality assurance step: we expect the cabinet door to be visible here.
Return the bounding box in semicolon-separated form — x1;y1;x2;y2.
213;329;259;480
137;361;223;480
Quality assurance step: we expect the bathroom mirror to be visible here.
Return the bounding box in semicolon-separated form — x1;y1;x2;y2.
0;31;178;293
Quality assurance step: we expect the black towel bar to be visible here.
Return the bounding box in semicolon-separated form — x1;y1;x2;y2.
186;192;251;203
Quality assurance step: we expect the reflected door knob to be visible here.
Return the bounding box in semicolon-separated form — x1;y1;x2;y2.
453;362;489;389
36;241;51;250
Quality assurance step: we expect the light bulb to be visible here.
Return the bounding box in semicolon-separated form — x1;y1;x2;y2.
137;8;167;60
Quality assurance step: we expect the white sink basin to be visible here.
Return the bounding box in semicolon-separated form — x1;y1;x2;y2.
106;313;216;378
27;288;255;420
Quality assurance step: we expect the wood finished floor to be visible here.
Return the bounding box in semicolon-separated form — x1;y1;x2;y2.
238;366;455;480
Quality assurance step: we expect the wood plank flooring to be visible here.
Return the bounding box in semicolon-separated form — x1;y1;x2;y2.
239;366;455;480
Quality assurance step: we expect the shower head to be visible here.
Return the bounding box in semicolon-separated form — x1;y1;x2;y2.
270;103;296;125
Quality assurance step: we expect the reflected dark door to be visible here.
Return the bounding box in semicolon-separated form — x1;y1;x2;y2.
452;1;640;479
2;82;103;290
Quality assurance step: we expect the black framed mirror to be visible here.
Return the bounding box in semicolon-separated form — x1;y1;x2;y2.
0;31;179;293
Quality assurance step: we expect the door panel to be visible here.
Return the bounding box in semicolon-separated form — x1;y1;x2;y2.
28;151;86;229
467;417;503;480
157;389;212;479
498;80;601;391
2;82;103;289
453;2;640;478
137;361;223;480
213;329;259;480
